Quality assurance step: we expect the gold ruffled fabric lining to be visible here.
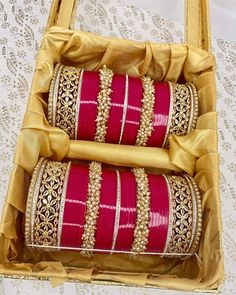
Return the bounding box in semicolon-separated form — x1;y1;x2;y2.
0;26;223;291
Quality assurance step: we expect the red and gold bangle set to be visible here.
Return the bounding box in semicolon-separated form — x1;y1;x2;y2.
25;64;201;258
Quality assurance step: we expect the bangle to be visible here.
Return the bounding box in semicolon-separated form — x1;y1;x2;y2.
162;174;201;256
48;64;63;127
49;65;81;139
187;82;198;132
94;65;114;143
135;76;155;146
25;157;47;246
25;160;201;257
81;161;102;255
25;159;70;248
162;82;198;147
131;167;150;255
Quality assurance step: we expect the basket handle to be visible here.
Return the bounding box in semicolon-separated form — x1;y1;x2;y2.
55;0;211;52
185;0;211;51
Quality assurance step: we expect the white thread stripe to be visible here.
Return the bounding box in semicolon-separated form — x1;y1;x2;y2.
63;222;83;228
153;113;169;127
66;198;136;212
124;120;139;126
118;224;135;229
119;74;129;144
80;100;141;112
149;212;168;227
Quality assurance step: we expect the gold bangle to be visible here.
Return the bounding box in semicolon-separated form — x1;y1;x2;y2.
25;159;70;249
162;82;198;147
135;76;155;146
184;175;202;255
187;82;198;132
94;65;114;143
131;167;150;255
81;161;102;256
48;64;63;127
25;157;47;246
50;64;81;139
163;175;201;256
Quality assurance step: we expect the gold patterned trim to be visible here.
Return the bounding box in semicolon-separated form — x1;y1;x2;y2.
31;160;69;248
187;82;198;132
111;170;121;252
94;65;114;143
131;167;150;255
81;161;102;255
54;65;81;139
184;175;202;254
48;64;63;126
162;82;198;147
135;76;155;146
25;157;47;246
163;175;201;256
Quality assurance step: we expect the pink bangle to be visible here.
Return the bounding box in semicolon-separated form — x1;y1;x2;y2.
48;64;198;147
25;159;201;258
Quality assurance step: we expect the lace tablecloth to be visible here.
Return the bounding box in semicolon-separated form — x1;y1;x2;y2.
0;0;235;294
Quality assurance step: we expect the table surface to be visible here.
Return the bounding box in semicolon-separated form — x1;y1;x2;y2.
0;1;235;294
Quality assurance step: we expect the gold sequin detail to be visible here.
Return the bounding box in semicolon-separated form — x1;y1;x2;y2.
163;175;201;256
50;64;81;139
81;161;102;255
131;167;150;255
32;160;69;248
135;76;155;146
94;65;114;142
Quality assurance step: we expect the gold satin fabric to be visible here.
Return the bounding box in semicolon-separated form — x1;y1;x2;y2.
0;26;223;291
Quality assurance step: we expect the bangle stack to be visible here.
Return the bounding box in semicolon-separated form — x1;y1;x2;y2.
48;64;198;147
25;158;202;258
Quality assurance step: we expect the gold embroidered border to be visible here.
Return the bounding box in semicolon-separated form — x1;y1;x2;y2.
53;65;81;139
163;175;201;256
187;82;199;132
131;167;150;255
81;161;102;255
32;160;69;247
162;82;198;147
25;157;47;246
184;175;202;255
48;64;63;126
94;65;114;143
135;76;155;146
